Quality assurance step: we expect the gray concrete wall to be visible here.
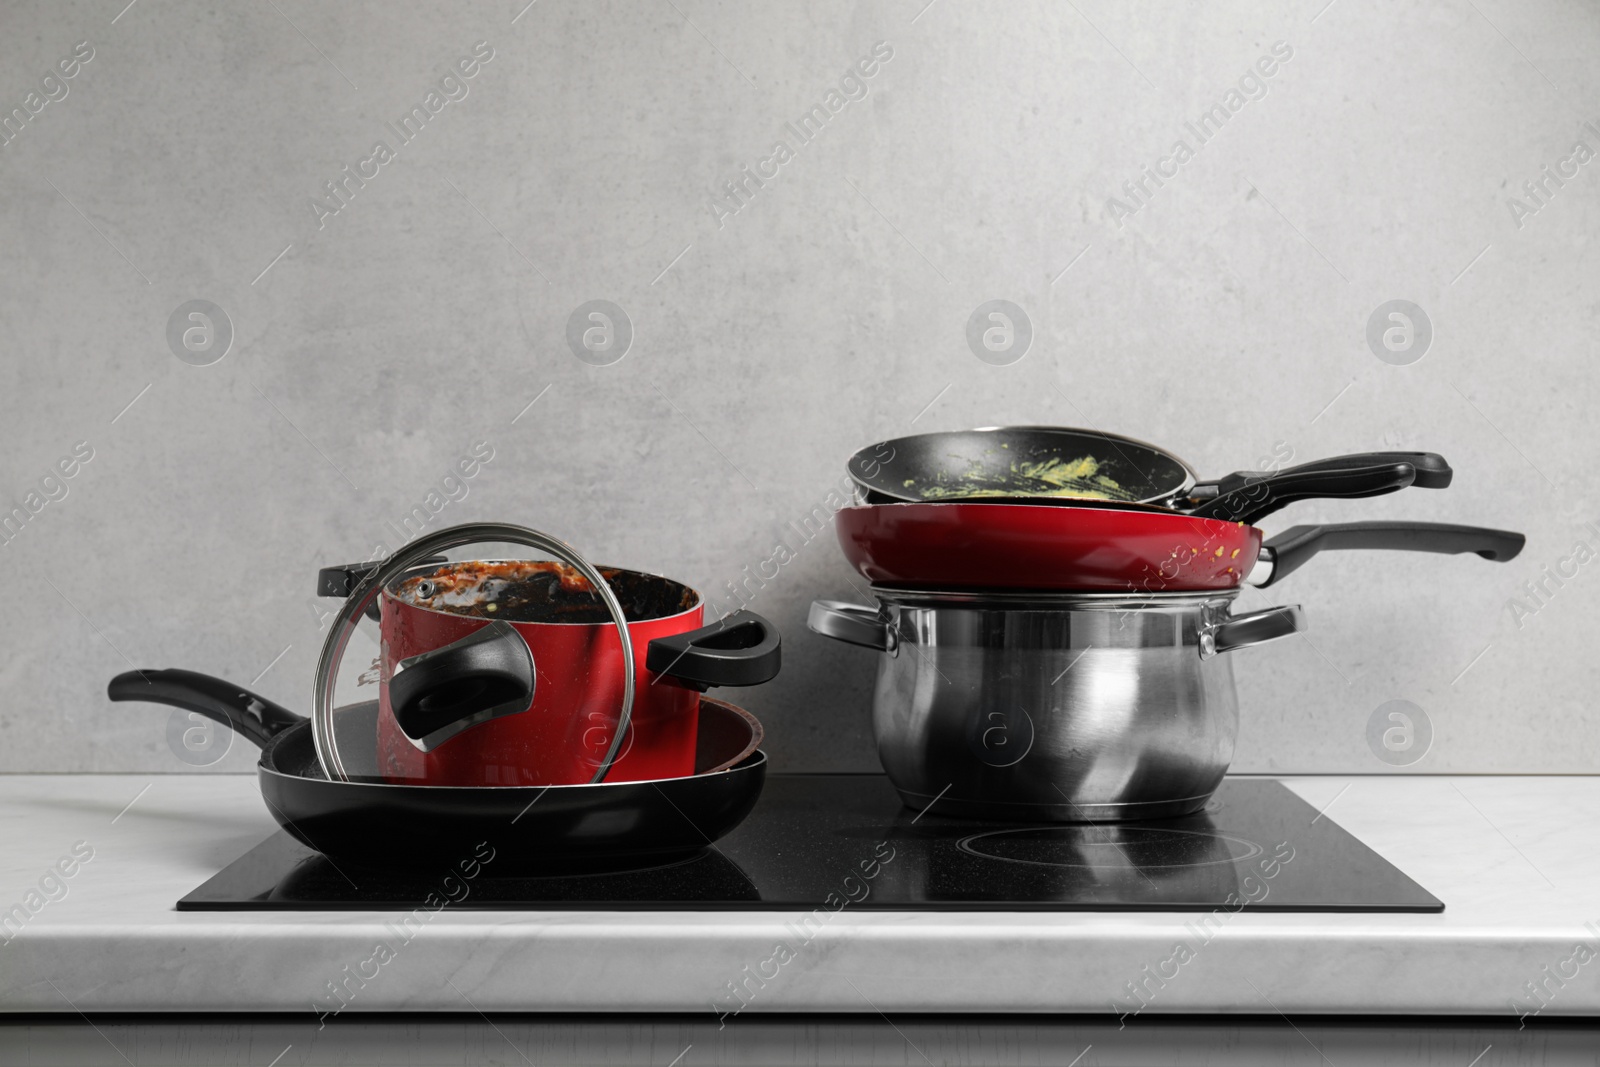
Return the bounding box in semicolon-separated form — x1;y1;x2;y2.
1;0;1595;775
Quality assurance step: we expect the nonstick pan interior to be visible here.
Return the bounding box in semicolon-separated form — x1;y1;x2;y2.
851;427;1193;505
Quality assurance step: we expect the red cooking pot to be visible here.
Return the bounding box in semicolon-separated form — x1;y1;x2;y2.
313;523;780;788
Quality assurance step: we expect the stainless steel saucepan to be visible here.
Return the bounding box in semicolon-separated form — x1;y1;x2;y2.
809;588;1299;822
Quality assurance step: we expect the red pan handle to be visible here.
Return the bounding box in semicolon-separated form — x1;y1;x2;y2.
1250;522;1526;587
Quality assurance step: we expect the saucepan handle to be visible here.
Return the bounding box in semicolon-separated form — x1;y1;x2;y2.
1251;522;1526;588
1204;605;1305;658
807;600;896;653
387;620;536;752
106;669;304;751
645;610;782;690
316;556;452;597
318;557;447;622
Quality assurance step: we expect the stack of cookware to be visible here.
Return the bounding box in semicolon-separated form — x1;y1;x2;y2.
809;427;1524;822
110;522;781;873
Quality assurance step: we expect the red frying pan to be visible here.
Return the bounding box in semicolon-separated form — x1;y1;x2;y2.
835;503;1524;592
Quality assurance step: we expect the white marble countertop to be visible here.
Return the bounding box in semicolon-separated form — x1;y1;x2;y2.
1;773;1595;1019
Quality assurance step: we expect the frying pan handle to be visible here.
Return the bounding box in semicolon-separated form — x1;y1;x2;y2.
1204;605;1304;658
1250;522;1527;588
1189;452;1452;506
808;600;896;653
1189;461;1418;525
645;610;782;690
388;620;536;752
1270;452;1451;489
106;669;304;751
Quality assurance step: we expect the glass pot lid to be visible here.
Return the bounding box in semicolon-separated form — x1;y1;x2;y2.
312;522;635;786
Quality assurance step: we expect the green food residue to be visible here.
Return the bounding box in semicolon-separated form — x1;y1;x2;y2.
911;454;1136;501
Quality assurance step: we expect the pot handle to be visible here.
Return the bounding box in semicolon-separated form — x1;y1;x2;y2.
807;600;895;652
106;669;304;751
1251;522;1527;588
318;556;447;622
645;610;781;690
1205;605;1305;658
1189;460;1418;524
387;620;536;753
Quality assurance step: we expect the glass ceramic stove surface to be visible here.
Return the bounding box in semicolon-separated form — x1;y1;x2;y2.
178;776;1442;912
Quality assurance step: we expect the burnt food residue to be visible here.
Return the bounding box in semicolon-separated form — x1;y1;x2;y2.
389;560;696;624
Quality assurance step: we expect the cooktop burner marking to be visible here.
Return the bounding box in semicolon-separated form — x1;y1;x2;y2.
955;826;1264;870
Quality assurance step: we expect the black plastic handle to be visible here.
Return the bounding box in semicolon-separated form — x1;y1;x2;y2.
1189;461;1418;525
645;610;782;690
1268;452;1452;490
315;556;448;597
1189;452;1452;505
388;620;536;752
106;669;304;751
318;557;447;622
1254;521;1526;587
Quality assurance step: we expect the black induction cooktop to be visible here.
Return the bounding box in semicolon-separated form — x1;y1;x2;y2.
177;775;1442;912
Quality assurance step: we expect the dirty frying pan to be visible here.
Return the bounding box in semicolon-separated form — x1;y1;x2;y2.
850;427;1193;504
850;427;1452;526
834;504;1525;592
108;670;766;875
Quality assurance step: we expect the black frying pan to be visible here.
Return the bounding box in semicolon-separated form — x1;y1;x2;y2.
852;427;1192;504
851;427;1452;525
108;669;766;876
